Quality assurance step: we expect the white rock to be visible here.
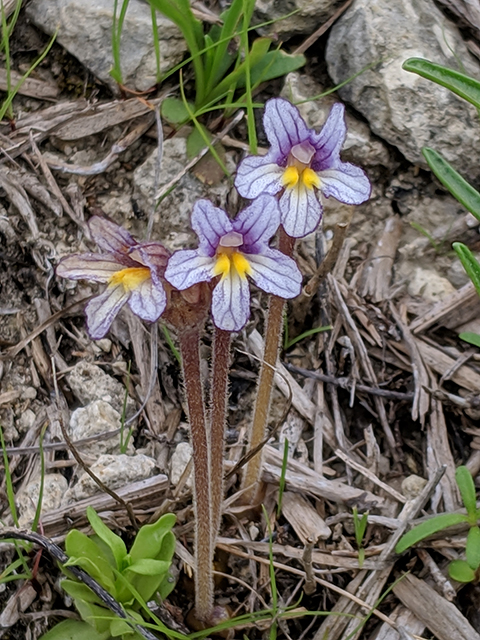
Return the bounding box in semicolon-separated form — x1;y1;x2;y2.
70;453;156;500
401;474;427;500
68;360;134;415
17;409;36;433
326;0;480;181
407;267;456;303
18;474;68;526
169;442;192;488
26;0;187;93
69;400;133;458
255;0;340;37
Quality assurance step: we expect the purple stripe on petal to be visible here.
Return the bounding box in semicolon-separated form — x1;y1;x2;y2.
85;284;129;339
88;216;136;255
263;98;310;161
129;243;170;272
191;200;232;256
247;248;302;299
320;163;371;205
310;103;347;171
280;184;322;238
235;155;284;200
56;254;124;282
164;250;216;290
233;195;280;252
128;277;167;322
211;269;250;332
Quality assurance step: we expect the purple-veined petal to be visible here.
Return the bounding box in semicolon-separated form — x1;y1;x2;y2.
279;183;323;238
263;98;310;161
211;269;250;332
128;242;170;272
191;200;232;257
234;155;284;200
164;250;216;290
85;284;129;339
128;276;167;322
233;195;280;252
88;216;137;255
320;163;371;205
310;103;347;171
247;248;302;299
56;253;124;282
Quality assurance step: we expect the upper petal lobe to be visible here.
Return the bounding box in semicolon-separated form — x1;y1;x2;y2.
263;98;310;161
234;155;284;200
191;200;232;256
233;195;281;252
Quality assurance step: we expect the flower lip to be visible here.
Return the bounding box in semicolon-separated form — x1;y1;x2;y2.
219;231;243;248
290;141;315;166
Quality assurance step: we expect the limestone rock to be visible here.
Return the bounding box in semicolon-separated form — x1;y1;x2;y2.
255;0;343;37
407;267;456;303
169;442;193;488
69;453;156;500
67;360;134;416
69;400;134;458
18;474;68;526
326;0;480;181
26;0;187;93
401;474;427;500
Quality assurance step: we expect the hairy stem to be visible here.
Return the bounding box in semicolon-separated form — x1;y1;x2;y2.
210;327;231;549
179;327;213;621
241;230;295;504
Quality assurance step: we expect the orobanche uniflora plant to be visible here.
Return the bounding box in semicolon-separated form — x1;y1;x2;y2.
56;97;371;624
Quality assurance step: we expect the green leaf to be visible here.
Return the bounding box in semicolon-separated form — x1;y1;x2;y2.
157;571;176;600
74;600;116;634
422;148;480;223
125;559;170;576
61;579;103;606
160;96;193;124
395;513;469;554
186;124;211;158
129;513;176;562
248;49;305;86
40;619;111;640
403;58;480;109
466;526;480;570
65;530;115;587
448;559;476;583
459;332;480;348
453;243;480;298
456;466;478;519
86;507;127;571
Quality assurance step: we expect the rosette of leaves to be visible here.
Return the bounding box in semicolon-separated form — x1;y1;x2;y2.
42;507;176;640
396;466;480;583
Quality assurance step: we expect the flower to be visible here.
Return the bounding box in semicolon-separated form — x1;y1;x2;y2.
164;195;302;332
56;216;169;339
235;98;371;238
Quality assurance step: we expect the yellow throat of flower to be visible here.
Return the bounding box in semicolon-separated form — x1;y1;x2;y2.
282;165;320;190
213;248;252;280
109;267;150;291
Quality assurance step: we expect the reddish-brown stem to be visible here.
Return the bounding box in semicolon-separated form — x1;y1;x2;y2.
209;327;231;549
241;230;296;504
179;327;213;621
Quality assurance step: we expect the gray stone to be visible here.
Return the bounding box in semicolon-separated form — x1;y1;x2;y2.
69;400;133;458
18;474;68;526
133;136;231;251
401;474;427;500
67;360;134;415
69;453;156;500
282;72;394;168
255;0;343;37
169;441;192;488
326;0;480;181
26;0;187;93
406;266;456;302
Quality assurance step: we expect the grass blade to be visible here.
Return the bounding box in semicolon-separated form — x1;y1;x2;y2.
453;242;480;298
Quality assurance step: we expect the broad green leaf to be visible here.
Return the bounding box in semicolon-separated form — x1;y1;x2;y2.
61;579;103;605
75;600;115;634
248;49;306;87
403;58;480;109
448;559;476;583
459;332;480;348
125;559;170;576
63;556;115;594
395;513;469;554
456;466;478;519
40;618;110;640
453;243;480;298
160;97;193;124
157;571;176;600
466;526;480;569
65;530;115;586
110;609;144;637
87;507;127;571
422;148;480;222
129;513;176;562
186;125;211;159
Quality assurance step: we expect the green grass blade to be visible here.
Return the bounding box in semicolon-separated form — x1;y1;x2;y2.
459;332;480;348
0;425;19;526
110;0;131;85
453;242;480;298
422;147;480;222
205;0;243;94
284;325;331;350
456;466;478;520
241;0;257;153
395;513;469;554
403;57;480;109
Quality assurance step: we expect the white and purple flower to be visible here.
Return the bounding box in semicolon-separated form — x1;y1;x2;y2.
56;216;169;339
164;195;302;332
235;98;371;238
